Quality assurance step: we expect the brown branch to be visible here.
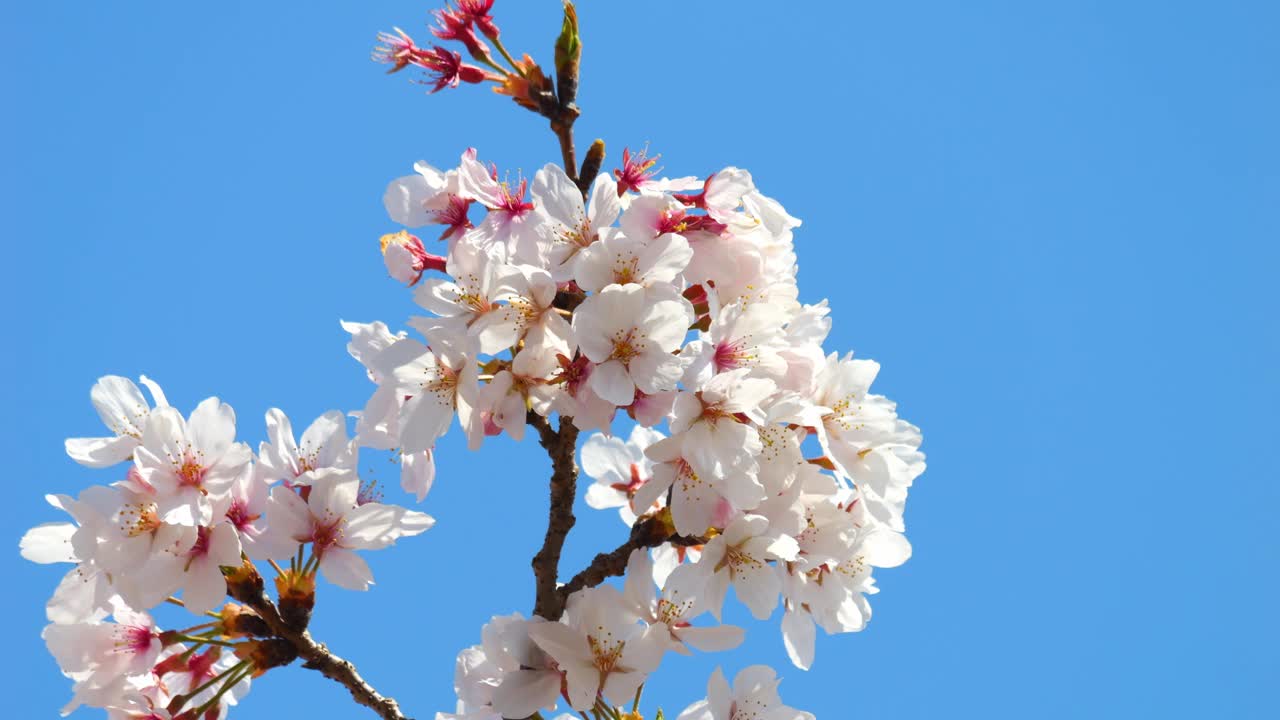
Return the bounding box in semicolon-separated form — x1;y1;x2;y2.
529;412;581;619
226;568;412;720
552;117;579;187
555;516;707;604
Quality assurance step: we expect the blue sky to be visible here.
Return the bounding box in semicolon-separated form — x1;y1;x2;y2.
3;1;1277;718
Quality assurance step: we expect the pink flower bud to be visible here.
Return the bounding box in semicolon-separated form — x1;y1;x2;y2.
379;230;444;286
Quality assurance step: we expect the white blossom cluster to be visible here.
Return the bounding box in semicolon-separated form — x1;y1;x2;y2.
361;149;926;719
21;140;923;720
22;375;432;717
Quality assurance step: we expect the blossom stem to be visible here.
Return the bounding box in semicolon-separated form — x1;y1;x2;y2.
177;621;217;635
477;54;511;77
192;663;254;717
491;35;525;77
632;683;644;714
172;633;238;648
179;641;205;661
183;659;249;704
267;558;286;576
593;698;620;720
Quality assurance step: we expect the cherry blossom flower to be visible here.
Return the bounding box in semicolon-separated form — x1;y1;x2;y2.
810;353;926;530
122;522;241;614
685;301;791;383
260;468;434;590
779;495;912;669
572;283;693;406
384;322;481;452
414;239;528;354
526;586;664;710
456;149;541;264
131;398;252;528
481;614;563;718
573;228;693;293
621;549;744;656
65;375;168;469
675;666;813;720
43;600;163;695
695;514;799;621
612;146;700;196
668;368;775;482
380;230;447;285
581;425;664;525
21;489;116;623
532;164;621;281
225;468;271;558
638;436;736;537
257;408;354;487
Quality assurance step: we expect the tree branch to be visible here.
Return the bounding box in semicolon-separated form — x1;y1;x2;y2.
529;412;581;619
226;570;412;720
555;516;706;603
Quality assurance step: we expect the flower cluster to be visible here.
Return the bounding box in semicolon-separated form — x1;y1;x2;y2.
363;147;925;717
23;375;432;717
24;3;927;718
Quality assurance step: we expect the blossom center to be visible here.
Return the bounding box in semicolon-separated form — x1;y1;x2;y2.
119;502;162;537
713;339;753;372
587;632;624;673
114;625;156;655
226;499;259;531
311;514;344;554
175;451;208;488
608;463;647;499
609;330;644;365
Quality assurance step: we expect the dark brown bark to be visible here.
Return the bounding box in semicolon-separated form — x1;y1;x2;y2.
529;412;581;619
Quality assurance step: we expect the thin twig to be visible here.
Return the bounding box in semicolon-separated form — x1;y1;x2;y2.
226;575;412;720
555;516;706;604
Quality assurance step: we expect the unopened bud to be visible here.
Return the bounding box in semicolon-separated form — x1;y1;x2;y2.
380;229;444;285
554;1;581;109
578;138;605;193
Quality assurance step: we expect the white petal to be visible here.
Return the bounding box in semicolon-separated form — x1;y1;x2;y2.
493;669;562;718
64;435;137;468
590;360;636;406
182;563;229;615
677;624;745;653
343;502;434;550
732;560;781;620
188;398;236;459
319;547;374;590
580;434;630;485
20;523;78;564
399;449;436;502
781;607;816;670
